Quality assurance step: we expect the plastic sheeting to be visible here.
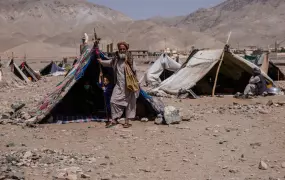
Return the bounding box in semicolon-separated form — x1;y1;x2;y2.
150;49;274;95
144;54;181;86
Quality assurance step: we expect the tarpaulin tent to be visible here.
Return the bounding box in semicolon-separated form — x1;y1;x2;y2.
29;47;164;124
141;54;181;87
40;61;65;76
150;49;275;96
19;61;41;82
244;54;285;81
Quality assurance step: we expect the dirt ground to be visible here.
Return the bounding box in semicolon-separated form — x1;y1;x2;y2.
0;61;285;180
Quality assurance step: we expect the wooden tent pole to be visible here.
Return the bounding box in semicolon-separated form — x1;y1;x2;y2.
211;32;232;97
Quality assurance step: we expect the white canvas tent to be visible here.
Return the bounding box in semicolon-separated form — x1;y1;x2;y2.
140;54;181;87
150;49;275;96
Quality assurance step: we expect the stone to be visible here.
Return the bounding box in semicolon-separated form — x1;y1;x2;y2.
11;171;25;180
11;103;25;112
259;161;268;170
1;113;10;119
140;118;148;122
164;106;181;125
80;173;90;178
266;100;274;106
281;162;285;168
258;109;269;114
23;151;33;159
154;114;163;125
20;112;31;120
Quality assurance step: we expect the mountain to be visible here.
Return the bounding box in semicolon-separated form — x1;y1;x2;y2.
0;0;223;57
0;0;131;53
175;0;285;48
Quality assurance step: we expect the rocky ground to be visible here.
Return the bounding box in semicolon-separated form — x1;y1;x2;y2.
0;62;285;180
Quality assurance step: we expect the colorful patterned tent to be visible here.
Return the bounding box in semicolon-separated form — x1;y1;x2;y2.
30;46;164;124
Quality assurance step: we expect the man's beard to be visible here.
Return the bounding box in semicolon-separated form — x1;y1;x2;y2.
119;53;126;60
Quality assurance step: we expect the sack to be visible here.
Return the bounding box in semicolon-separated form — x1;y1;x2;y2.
125;63;139;92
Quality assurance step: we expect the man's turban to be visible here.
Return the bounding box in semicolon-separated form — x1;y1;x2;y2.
117;41;129;50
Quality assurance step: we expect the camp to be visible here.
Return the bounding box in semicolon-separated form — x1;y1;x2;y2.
40;61;66;76
29;47;163;124
150;48;275;96
140;54;181;87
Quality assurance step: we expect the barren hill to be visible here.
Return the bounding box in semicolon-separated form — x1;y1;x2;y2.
175;0;285;48
0;0;224;57
0;0;131;54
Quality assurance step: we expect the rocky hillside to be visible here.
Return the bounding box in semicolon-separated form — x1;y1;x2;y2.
0;0;131;52
0;0;224;57
175;0;285;48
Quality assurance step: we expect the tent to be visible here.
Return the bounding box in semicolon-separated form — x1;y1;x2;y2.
40;61;65;76
7;60;31;83
150;49;275;96
29;47;164;124
244;54;285;81
141;54;181;87
19;61;41;82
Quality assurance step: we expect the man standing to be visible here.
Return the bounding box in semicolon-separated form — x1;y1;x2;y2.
80;35;88;56
98;42;139;128
243;67;267;97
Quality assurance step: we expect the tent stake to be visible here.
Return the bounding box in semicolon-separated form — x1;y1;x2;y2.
211;32;232;97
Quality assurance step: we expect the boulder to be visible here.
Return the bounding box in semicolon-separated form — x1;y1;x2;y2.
164;106;181;125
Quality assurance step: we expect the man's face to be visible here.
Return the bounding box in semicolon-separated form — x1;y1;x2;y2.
119;45;127;54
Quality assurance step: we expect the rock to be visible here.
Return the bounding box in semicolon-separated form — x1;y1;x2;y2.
266;100;274;106
269;177;281;180
164;106;181;125
154;114;163;125
23;151;33;159
281;162;285;168
181;116;191;121
140;118;148;122
258;109;269;114
229;169;239;173
20;112;31;120
250;142;261;149
11;103;25;112
6;142;15;147
10;171;25;180
259;161;268;170
1;113;10;119
80;173;90;178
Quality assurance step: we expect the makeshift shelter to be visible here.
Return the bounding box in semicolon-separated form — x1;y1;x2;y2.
244;54;285;81
7;60;31;83
30;47;164;124
150;49;275;96
19;61;41;82
142;54;181;87
40;61;65;76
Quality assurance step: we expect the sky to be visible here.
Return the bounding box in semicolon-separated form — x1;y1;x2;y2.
89;0;225;20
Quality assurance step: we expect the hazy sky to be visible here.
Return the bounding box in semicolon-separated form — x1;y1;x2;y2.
89;0;224;19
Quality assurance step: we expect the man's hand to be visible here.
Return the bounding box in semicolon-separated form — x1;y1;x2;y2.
98;58;102;63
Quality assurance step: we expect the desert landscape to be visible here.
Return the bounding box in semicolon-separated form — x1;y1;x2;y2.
1;0;285;180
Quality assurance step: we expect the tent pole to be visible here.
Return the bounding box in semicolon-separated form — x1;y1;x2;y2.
211;32;232;97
